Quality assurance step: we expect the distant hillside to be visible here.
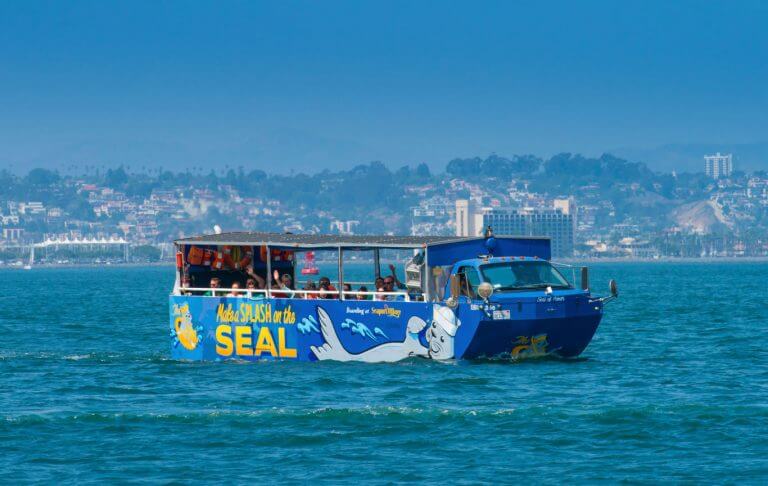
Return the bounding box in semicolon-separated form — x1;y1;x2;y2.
671;200;732;234
611;142;768;173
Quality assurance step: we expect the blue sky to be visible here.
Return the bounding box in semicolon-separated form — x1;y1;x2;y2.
0;0;765;173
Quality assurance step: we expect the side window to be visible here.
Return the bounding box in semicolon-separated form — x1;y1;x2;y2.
458;266;482;298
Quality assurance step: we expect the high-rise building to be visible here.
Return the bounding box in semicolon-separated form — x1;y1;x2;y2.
704;153;733;179
455;199;575;258
455;199;483;238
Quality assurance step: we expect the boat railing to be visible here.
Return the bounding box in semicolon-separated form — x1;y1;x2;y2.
178;287;269;298
177;287;411;301
341;290;411;301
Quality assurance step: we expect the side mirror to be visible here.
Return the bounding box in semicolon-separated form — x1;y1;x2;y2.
447;274;460;308
609;279;618;297
477;282;493;301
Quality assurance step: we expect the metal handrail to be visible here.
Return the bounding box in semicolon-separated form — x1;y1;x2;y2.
341;290;411;301
177;286;411;301
179;287;268;298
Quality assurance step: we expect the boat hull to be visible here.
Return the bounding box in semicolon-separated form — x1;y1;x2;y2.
170;294;603;362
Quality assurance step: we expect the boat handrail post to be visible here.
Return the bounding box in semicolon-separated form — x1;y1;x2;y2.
265;244;272;299
173;243;181;294
423;246;430;302
338;246;345;301
374;248;381;279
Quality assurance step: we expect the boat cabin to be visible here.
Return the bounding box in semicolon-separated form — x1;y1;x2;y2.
172;231;559;302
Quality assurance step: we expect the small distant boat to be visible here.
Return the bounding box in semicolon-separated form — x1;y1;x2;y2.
24;246;34;270
300;251;319;275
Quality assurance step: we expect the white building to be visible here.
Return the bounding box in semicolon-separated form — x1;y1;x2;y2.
704;153;733;179
329;220;359;235
455;199;484;238
455;199;576;257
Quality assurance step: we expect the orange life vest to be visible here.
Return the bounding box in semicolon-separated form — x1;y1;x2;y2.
211;246;234;270
235;246;253;269
187;246;205;265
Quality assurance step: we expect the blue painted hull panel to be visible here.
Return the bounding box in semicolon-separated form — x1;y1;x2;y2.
170;293;604;362
457;315;602;359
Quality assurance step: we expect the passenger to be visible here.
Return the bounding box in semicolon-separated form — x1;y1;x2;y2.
375;264;407;301
271;270;294;298
245;265;267;289
245;278;264;299
386;263;407;291
342;283;352;298
280;272;294;290
204;277;222;297
227;281;243;297
374;276;386;301
181;275;193;296
302;280;318;299
381;275;405;301
356;285;370;300
318;276;337;299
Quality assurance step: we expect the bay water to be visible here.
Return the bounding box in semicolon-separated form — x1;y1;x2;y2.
1;262;766;483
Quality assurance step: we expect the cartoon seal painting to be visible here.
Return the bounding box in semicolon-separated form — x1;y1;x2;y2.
311;308;428;362
174;311;199;351
426;305;460;360
310;305;460;363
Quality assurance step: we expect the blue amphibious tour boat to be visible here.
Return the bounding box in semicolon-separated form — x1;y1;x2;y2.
170;231;618;362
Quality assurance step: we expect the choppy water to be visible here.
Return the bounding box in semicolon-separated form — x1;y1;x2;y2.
1;263;767;483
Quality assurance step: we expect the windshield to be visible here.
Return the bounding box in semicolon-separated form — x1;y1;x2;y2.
480;261;571;291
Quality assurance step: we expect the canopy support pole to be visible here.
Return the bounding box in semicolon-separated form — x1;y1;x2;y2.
338;246;344;300
424;247;430;302
265;245;272;299
374;248;381;279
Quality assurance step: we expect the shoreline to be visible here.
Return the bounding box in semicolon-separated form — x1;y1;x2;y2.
3;256;768;270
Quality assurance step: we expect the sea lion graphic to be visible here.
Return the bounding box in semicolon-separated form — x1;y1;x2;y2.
426;305;460;360
310;305;461;362
174;311;199;351
310;307;428;362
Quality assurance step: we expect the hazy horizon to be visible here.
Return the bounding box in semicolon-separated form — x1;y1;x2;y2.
1;1;765;174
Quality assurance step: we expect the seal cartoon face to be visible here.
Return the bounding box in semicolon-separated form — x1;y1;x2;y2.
174;311;199;351
427;305;459;360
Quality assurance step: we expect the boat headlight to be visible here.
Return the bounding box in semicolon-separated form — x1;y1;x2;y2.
477;282;493;300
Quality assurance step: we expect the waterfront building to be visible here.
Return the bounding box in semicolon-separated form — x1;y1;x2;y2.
455;199;575;257
455;199;483;238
